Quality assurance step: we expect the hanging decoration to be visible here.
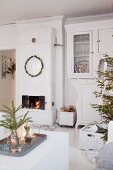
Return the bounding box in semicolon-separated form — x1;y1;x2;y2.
1;56;16;79
24;55;44;77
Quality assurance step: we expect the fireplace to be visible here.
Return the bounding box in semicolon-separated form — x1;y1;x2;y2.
22;95;45;110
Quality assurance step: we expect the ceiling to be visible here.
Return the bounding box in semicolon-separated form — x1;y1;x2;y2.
0;0;113;25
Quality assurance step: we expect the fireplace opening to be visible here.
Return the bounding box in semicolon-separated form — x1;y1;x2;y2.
22;95;45;110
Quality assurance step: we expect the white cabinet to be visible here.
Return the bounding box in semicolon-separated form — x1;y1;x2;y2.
66;25;113;79
65;20;113;126
66;30;93;78
76;80;101;126
99;28;113;53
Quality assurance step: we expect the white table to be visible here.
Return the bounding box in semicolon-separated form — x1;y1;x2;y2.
0;130;69;170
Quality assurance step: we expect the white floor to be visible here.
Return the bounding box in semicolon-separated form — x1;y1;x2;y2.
55;126;94;170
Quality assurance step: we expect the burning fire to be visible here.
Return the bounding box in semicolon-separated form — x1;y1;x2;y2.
35;100;41;109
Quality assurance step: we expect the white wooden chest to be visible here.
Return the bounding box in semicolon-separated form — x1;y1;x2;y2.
59;111;76;127
79;124;105;151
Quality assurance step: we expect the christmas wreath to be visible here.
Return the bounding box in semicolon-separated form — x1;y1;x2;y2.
24;55;44;77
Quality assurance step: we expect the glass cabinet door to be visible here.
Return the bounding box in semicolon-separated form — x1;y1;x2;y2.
72;31;93;77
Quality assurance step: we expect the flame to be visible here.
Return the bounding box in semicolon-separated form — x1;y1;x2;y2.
35;101;41;109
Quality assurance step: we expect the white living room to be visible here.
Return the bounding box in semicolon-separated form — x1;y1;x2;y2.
0;0;113;170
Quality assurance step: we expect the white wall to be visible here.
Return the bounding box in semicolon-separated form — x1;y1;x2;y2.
0;16;64;112
16;16;65;109
16;28;54;110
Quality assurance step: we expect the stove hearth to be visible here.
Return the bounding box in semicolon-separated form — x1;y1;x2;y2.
22;95;45;110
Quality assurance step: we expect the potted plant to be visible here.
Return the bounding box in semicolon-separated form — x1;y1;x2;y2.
92;55;113;141
24;125;32;143
0;101;32;146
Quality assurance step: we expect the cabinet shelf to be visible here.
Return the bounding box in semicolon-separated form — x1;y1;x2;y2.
74;59;88;64
74;55;89;57
74;41;89;44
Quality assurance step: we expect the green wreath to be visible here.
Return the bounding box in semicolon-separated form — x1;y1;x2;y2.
24;55;44;77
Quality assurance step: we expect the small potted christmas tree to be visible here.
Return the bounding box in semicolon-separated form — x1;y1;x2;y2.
0;101;32;147
92;55;113;141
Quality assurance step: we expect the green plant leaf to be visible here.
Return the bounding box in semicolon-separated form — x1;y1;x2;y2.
0;101;32;132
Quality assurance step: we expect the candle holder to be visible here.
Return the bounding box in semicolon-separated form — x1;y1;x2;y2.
8;132;22;153
24;126;32;144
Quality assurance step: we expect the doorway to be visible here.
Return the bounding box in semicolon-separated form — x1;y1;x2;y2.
0;49;16;109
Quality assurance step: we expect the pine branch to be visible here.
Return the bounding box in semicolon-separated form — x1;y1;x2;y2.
91;55;113;141
0;101;32;132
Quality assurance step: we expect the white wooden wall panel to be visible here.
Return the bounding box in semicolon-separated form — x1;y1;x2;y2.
80;84;101;124
65;79;101;125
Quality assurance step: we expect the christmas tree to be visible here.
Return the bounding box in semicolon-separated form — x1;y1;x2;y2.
92;55;113;140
